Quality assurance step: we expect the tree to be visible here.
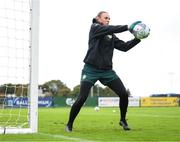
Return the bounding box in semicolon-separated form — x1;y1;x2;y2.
41;80;71;96
15;84;28;96
102;86;116;96
126;88;132;97
90;84;104;97
70;85;80;97
6;84;15;95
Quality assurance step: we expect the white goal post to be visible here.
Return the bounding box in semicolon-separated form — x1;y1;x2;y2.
0;0;39;134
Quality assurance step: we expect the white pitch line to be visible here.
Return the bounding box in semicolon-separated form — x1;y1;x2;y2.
39;132;98;142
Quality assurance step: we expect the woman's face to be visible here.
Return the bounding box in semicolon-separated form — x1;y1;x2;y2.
97;12;110;26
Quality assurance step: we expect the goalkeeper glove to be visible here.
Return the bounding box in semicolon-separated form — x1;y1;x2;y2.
129;21;142;33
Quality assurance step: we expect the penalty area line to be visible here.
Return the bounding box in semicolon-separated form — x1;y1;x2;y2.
39;132;97;142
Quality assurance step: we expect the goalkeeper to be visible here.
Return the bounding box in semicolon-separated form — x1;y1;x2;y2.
66;11;142;132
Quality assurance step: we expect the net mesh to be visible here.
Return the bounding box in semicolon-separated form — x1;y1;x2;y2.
0;0;31;129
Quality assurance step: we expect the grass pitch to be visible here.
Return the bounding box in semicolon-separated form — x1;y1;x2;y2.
0;107;180;141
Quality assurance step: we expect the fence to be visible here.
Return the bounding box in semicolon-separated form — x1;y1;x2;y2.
3;96;179;108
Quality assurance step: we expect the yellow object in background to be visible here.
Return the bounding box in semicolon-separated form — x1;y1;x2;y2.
141;97;179;107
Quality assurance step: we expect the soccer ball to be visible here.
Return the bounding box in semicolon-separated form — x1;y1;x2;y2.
94;106;100;112
133;22;150;39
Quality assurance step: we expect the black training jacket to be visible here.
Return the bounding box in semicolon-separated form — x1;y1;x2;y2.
83;21;141;70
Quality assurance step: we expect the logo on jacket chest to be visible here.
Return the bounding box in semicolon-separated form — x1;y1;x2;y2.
105;35;113;42
104;35;113;43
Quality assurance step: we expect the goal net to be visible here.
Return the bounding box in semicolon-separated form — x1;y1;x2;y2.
0;0;39;134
